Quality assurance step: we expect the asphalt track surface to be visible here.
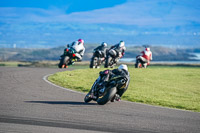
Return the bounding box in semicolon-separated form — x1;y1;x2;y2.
0;67;200;133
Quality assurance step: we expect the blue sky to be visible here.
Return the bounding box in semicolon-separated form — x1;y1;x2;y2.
0;0;200;48
0;0;126;13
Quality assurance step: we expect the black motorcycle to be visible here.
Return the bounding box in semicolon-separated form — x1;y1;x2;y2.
58;47;77;68
84;72;128;105
104;49;119;68
90;50;105;68
135;55;149;68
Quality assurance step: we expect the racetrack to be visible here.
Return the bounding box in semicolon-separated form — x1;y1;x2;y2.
0;67;199;133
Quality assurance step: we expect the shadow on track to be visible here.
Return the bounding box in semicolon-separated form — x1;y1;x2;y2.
25;101;96;105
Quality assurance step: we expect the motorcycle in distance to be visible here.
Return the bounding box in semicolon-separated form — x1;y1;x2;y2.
84;71;128;105
90;49;105;68
135;55;149;68
104;49;119;68
58;47;78;68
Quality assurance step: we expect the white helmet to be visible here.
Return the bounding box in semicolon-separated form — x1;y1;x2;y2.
101;42;107;47
119;40;125;47
118;64;128;71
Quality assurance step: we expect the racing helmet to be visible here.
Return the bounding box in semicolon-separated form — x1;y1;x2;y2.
145;47;150;51
78;39;84;44
118;64;128;71
101;42;107;47
119;40;125;48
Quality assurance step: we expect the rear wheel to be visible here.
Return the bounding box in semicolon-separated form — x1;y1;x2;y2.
97;87;117;105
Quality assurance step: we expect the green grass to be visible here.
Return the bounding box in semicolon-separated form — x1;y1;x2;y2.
0;61;31;67
0;61;91;68
48;65;200;112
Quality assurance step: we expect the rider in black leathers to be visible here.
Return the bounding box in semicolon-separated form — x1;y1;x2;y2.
93;42;108;59
109;40;126;63
99;64;130;102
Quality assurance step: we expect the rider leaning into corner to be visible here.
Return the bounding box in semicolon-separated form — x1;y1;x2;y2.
93;42;108;59
67;39;85;65
139;47;153;68
99;64;130;102
109;40;126;63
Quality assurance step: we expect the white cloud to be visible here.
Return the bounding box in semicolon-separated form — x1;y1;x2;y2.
0;0;200;27
59;0;200;26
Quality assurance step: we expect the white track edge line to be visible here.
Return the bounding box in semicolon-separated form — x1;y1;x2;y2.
43;74;85;95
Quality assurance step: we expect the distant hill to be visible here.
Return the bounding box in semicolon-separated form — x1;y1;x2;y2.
0;45;199;62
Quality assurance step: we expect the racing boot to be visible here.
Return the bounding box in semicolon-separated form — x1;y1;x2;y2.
110;94;121;102
115;94;121;101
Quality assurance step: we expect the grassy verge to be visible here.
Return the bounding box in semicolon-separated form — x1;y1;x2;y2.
0;61;90;68
0;61;31;67
48;65;200;112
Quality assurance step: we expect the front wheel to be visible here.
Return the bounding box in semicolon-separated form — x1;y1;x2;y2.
90;57;97;68
58;56;70;68
104;57;111;68
97;87;117;105
84;92;93;103
58;59;63;68
135;59;142;68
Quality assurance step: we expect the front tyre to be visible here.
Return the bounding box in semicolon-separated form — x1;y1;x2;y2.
58;56;64;68
104;57;111;68
58;56;70;68
58;60;62;68
136;62;142;68
90;57;97;68
135;59;142;68
64;56;70;65
97;87;117;105
84;92;93;103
